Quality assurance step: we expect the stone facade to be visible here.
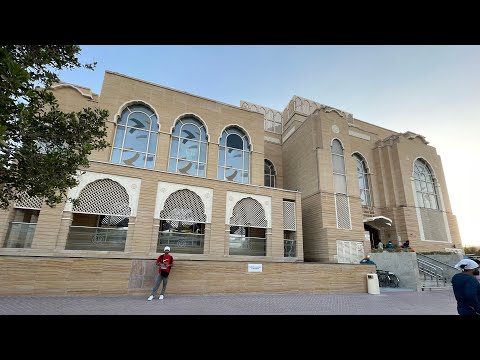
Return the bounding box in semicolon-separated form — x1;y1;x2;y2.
0;71;461;288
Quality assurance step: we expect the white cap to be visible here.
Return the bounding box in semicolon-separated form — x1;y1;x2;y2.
454;259;479;270
164;246;171;252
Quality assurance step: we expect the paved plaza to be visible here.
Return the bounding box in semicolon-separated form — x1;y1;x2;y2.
0;288;458;315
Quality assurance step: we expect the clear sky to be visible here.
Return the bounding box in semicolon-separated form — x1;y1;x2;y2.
58;45;480;247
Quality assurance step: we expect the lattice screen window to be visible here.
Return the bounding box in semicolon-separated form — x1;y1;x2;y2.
73;179;131;216
336;194;351;229
283;201;296;230
15;193;42;210
159;189;207;223
229;197;267;228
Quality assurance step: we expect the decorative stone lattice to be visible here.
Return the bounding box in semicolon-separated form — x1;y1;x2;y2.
229;197;267;227
73;179;131;216
15;194;42;210
336;194;351;229
283;201;296;230
159;189;207;223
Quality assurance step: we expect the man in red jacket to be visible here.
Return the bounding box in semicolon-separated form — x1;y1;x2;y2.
148;246;174;301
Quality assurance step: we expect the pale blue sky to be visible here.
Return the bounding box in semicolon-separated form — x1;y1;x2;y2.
58;45;480;246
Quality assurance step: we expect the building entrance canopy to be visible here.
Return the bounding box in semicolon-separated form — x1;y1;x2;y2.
363;216;392;230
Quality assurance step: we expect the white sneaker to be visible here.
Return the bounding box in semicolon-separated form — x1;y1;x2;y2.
159;295;164;300
147;295;154;301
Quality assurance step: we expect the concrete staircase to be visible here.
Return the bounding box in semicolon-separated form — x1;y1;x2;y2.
417;254;456;291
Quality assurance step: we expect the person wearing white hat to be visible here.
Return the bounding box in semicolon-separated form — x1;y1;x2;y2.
451;259;480;315
147;246;174;301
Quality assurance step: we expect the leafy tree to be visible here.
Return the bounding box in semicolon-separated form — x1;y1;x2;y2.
0;45;109;209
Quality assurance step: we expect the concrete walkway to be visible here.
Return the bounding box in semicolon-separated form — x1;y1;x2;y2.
0;288;458;315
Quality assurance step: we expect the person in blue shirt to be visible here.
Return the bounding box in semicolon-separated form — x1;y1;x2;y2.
451;259;480;315
360;255;376;267
385;241;394;249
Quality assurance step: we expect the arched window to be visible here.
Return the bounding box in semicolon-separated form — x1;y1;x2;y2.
332;140;346;194
218;127;251;184
353;153;372;207
413;159;439;210
331;139;351;229
167;117;208;176
264;159;276;187
111;104;159;169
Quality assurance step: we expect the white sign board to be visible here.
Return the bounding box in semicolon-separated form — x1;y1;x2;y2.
248;264;263;272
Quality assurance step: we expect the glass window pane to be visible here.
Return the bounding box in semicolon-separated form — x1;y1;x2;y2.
118;109;129;125
180;140;199;161
113;125;125;148
199;143;207;163
275;123;282;133
243;151;250;172
332;140;343;155
121;150;145;167
360;190;366;206
226;148;243;169
151;116;159;132
148;133;158;154
332;155;345;174
111;148;121;164
423;193;431;209
177;160;194;175
334;174;347;194
218;147;225;167
426;182;434;193
128;105;153;116
170;137;179;158
226;134;243;149
146;154;155;169
416;192;424;207
225;168;241;182
265;119;274;132
181;124;200;140
168;158;177;172
414;180;421;191
265;175;270;187
358;174;365;190
217;166;224;180
430;195;438;210
127;111;151;130
124;129;148;153
242;171;249;183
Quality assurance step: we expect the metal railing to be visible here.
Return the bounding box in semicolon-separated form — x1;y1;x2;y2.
65;226;127;251
417;258;447;287
284;239;296;257
229;236;266;256
3;222;36;248
158;231;204;254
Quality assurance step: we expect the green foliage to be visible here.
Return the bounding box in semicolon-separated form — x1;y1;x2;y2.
463;246;480;256
0;45;109;209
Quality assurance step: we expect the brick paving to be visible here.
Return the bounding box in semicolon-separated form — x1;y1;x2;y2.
0;288;458;315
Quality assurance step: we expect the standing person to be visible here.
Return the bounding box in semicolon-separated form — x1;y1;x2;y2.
147;246;174;301
451;259;480;315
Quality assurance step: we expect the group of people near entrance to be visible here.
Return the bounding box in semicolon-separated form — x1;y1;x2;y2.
376;240;410;250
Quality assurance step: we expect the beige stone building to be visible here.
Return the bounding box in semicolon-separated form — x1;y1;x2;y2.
0;71;461;296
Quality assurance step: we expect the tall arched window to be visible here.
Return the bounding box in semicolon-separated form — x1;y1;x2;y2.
413;159;439;210
331;139;351;229
332;140;346;194
111;104;159;169
218;126;251;184
167;117;208;176
264;159;276;187
353;153;372;207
